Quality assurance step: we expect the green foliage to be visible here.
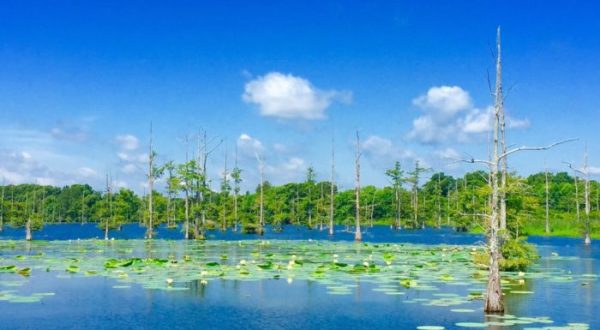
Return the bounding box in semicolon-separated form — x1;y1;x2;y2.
500;237;539;271
0;167;598;240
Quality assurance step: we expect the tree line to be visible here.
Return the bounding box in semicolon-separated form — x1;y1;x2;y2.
1;168;598;239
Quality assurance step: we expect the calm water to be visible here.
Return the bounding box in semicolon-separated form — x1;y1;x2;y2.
0;224;598;330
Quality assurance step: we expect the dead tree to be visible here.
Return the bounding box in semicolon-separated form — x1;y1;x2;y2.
565;145;593;245
25;192;32;241
0;182;4;232
329;136;335;236
545;164;550;234
408;160;430;229
255;152;265;235
354;130;362;241
459;27;574;313
104;173;112;240
573;169;581;223
146;124;156;239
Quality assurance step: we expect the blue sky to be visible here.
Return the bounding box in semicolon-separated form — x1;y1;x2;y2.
1;1;599;192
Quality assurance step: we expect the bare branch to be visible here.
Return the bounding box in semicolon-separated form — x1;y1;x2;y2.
454;158;493;166
500;138;577;160
563;161;586;176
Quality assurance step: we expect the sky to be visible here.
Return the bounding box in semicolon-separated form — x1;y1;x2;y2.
1;0;599;193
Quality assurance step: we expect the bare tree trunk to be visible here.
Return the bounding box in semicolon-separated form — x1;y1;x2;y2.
437;174;442;229
484;26;504;314
184;189;190;239
369;194;375;227
319;183;324;231
104;174;110;240
395;188;402;229
584;146;591;245
222;147;228;231
25;192;32;241
233;146;239;232
146;124;155;239
545;166;550;234
0;184;4;232
256;153;265;235
574;172;580;223
354;130;362;241
329;136;335;236
81;189;85;225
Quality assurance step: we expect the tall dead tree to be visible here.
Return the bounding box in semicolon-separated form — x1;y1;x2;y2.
232;146;242;232
146;124;156;239
81;189;86;225
460;27;573;313
255;152;265;235
184;137;191;239
104;174;111;240
437;174;442;228
0;182;4;232
545;164;551;234
221;144;229;231
354;130;362;241
408;160;429;229
329;136;335;236
573;169;580;223
566;145;593;245
25;192;33;241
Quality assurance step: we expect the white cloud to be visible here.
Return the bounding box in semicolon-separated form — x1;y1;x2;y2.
273;143;287;153
121;164;138;174
36;177;56;186
588;166;600;176
237;133;265;157
242;72;350;120
362;135;417;167
76;167;97;178
434;147;461;160
412;85;472;117
409;86;529;144
460;107;494;134
265;157;308;183
0;149;57;185
116;134;140;151
51;126;87;142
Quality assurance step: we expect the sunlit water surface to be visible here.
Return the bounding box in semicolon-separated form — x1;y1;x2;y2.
0;224;597;330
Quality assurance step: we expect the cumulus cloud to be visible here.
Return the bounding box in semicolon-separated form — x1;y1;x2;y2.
412;85;472;117
242;72;351;120
121;163;138;174
0;150;57;185
116;134;140;151
76;167;98;178
587;166;600;176
362;135;417;167
409;85;529;144
265;157;308;184
237;133;265;157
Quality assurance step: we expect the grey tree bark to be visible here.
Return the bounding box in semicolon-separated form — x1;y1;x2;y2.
354;130;362;241
329;136;335;236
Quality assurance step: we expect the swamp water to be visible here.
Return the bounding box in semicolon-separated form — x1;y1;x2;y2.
0;225;597;330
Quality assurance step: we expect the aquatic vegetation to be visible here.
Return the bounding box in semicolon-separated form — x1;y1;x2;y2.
0;239;594;328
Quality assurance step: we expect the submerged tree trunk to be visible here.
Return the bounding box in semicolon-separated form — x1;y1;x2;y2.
545;166;550;234
484;26;505;314
256;153;265;235
583;146;591;245
329;136;335;236
184;189;190;239
25;218;32;240
574;173;580;223
354;130;362;241
0;184;4;232
146;124;155;239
